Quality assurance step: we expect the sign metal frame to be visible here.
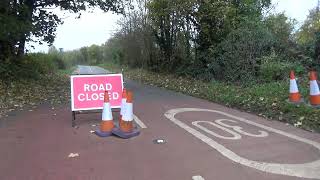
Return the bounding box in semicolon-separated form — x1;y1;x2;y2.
70;72;124;127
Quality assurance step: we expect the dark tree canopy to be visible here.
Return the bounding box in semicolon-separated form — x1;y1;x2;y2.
0;0;127;60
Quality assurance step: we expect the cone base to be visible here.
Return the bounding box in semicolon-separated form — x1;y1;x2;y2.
112;127;140;139
307;102;320;109
287;98;304;104
100;120;114;132
310;95;320;106
289;93;301;103
94;130;113;137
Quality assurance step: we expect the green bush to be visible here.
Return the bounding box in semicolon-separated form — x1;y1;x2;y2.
259;53;305;82
26;53;57;75
0;53;63;83
208;20;275;82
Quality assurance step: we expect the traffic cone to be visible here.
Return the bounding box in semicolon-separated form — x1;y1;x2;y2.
289;70;302;103
119;89;127;127
95;91;115;137
112;91;140;139
309;71;320;106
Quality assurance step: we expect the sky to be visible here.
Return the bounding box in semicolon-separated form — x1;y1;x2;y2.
28;0;319;53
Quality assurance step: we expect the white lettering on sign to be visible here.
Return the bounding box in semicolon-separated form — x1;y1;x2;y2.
91;93;99;101
77;92;119;102
84;84;90;91
164;108;320;179
83;83;113;92
78;94;85;101
91;84;98;91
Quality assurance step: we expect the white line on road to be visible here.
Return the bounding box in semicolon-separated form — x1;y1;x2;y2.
133;114;147;128
192;175;205;180
165;108;320;179
89;66;92;74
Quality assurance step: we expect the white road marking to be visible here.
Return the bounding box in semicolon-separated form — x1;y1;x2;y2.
214;119;269;138
133;114;147;128
192;175;205;180
164;108;320;179
192;121;242;140
89;66;92;74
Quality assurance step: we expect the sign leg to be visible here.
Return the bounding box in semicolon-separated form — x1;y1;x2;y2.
72;111;76;127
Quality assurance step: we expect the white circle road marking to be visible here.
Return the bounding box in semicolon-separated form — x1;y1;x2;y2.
164;108;320;179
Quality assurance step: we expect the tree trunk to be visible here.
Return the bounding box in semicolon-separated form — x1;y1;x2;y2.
17;37;26;56
16;0;35;57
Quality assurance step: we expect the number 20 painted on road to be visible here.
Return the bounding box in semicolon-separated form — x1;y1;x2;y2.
164;108;320;179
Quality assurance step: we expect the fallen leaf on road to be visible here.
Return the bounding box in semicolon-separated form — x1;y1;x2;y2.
294;121;303;127
68;153;80;158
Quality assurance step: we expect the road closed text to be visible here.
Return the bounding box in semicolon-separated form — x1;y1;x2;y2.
71;74;123;111
77;83;119;101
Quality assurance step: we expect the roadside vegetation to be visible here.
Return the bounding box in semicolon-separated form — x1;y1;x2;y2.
0;53;71;118
2;1;320;131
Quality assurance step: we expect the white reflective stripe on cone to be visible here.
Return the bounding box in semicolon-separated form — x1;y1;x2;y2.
102;103;113;121
310;80;320;96
290;79;299;93
120;98;126;116
123;103;133;122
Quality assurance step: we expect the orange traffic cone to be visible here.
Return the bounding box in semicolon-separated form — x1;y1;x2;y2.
309;71;320;106
289;70;302;103
119;88;127;127
121;91;134;133
112;90;140;139
95;91;114;137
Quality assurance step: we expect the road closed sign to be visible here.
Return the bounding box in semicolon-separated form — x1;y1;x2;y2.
70;74;123;111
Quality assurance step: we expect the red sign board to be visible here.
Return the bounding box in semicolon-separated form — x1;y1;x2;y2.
70;74;123;111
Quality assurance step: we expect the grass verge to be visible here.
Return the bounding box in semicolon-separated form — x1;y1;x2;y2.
99;63;320;132
0;71;71;118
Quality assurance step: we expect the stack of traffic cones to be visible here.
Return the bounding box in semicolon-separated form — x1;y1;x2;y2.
94;91;115;137
288;70;303;104
309;71;320;107
112;90;140;139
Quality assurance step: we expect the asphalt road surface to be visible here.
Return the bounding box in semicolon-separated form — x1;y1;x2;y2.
73;65;112;75
1;68;320;180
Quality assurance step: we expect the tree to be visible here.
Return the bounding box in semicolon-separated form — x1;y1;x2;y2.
296;8;320;65
48;45;59;54
195;0;271;66
264;13;296;59
296;8;320;46
208;20;275;81
0;0;128;62
265;13;295;47
88;44;103;64
147;0;197;71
